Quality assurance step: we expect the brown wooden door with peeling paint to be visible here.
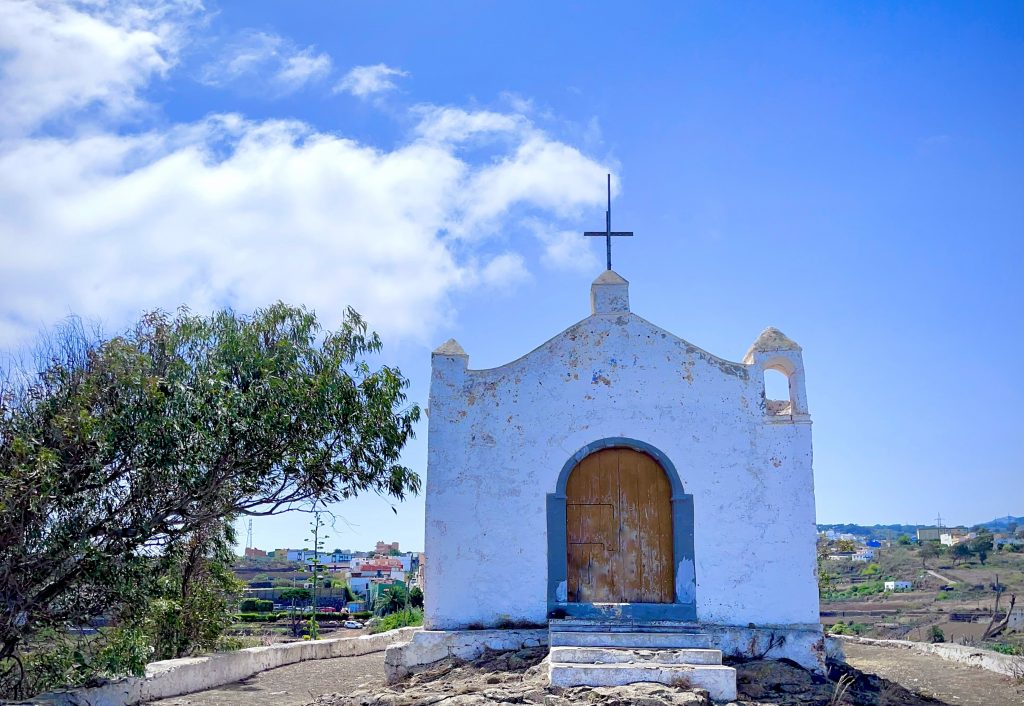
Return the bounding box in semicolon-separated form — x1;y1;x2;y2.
566;448;674;603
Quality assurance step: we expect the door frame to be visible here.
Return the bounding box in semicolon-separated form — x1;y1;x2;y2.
546;437;697;621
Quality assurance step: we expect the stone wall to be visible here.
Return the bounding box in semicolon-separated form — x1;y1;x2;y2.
836;635;1022;677
384;629;548;683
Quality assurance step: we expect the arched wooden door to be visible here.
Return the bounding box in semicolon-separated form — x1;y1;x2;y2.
566;447;674;603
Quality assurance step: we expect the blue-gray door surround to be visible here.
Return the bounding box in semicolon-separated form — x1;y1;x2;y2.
546;437;697;622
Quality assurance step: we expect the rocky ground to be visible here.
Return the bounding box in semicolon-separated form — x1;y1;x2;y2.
308;646;973;706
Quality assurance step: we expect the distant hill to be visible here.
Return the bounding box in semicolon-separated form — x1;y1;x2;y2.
978;515;1024;530
817;523;921;541
818;515;1022;540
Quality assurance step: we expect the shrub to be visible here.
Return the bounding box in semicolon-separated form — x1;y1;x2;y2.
369;609;423;634
239;598;273;613
9;627;151;697
988;643;1024;656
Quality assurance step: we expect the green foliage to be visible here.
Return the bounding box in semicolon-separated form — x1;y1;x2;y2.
968;533;994;564
369;609;423;634
828;621;869;636
816;540;838;599
824;580;886;601
929;625;945;643
239;599;274;613
859;563;881;576
918;541;940;566
3;627;152;697
987;643;1024;656
143;523;243;661
374;585;409;616
278;587;311;604
409;586;424;609
896;534;912;545
0;305;419;697
951;543;973;565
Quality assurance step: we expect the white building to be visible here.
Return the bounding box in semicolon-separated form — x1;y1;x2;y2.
852;549;875;562
884;581;912;592
412;270;823;680
940;531;976;546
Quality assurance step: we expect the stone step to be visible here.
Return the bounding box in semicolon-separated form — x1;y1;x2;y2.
549;631;712;649
549;662;737;702
550;646;722;666
548;619;702;634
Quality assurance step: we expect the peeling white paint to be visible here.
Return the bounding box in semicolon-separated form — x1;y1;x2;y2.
675;559;696;604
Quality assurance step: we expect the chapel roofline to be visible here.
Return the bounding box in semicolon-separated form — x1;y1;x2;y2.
431;271;791;378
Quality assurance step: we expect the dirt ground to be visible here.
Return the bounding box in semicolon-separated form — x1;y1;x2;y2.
843;641;1024;706
146;652;385;706
145;642;1024;706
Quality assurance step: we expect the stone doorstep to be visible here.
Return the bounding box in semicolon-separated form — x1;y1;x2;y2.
549;646;722;666
549;631;712;649
548;662;738;702
547;619;704;634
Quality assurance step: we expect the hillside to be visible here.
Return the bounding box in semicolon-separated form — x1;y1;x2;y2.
818;514;1023;540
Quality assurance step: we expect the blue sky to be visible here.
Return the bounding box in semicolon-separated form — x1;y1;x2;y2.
1;1;1021;552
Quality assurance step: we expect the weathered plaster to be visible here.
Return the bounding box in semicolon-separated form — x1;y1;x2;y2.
424;271;818;633
384;629;548;683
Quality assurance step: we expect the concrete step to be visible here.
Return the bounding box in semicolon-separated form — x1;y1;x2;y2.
549;630;712;649
549;646;722;666
549;662;737;701
548;619;702;634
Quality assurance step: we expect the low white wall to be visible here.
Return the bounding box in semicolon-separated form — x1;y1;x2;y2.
384;625;829;683
34;627;421;706
705;624;826;674
837;635;1022;677
384;629;548;683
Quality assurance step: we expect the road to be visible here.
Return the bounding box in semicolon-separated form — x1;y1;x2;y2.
844;641;1023;706
926;568;959;584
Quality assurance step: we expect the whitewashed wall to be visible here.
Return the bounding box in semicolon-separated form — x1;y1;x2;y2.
424;272;818;630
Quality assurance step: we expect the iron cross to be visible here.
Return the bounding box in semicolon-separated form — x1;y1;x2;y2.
584;173;633;270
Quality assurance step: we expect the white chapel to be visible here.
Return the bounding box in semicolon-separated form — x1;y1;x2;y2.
387;213;826;699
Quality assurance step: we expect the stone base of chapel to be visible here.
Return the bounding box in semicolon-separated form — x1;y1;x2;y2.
384;620;827;702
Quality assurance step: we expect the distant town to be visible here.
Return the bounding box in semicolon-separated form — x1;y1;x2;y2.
237;540;423;615
815;515;1023;646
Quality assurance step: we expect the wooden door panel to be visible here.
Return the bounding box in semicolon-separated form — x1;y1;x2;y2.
565;447;674;604
567;452;619;602
636;452;674;602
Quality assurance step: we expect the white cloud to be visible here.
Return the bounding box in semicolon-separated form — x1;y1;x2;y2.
0;2;611;350
334;64;408;98
479;253;530;289
534;228;602;273
276;48;332;86
199;31;331;93
0;0;197;136
413;106;525;145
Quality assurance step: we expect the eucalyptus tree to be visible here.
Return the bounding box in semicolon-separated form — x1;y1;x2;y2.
0;304;419;693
